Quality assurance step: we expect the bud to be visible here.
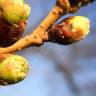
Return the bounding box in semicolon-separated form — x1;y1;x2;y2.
3;4;24;24
0;55;29;85
0;0;31;46
1;0;31;24
48;16;90;44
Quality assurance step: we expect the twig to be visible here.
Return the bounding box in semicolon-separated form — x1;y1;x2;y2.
0;1;69;54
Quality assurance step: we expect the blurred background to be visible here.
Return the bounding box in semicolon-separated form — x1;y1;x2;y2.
0;0;96;96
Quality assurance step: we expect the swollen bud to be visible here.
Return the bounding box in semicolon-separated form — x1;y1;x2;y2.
48;16;90;44
3;4;24;24
1;0;31;24
0;55;29;85
0;0;31;47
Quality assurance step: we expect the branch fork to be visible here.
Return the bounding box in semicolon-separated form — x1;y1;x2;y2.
0;0;95;54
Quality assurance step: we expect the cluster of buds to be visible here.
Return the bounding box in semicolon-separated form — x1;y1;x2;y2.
0;0;95;86
0;0;31;85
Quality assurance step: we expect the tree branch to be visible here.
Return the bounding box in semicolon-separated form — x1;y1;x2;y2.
0;1;68;54
0;0;95;54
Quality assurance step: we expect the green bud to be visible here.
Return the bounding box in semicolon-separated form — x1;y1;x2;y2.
0;55;29;85
0;0;31;24
3;4;24;24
